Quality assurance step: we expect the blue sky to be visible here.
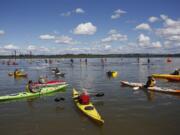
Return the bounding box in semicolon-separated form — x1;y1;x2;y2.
0;0;180;55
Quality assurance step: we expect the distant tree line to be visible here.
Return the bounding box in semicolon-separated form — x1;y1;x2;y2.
0;53;180;59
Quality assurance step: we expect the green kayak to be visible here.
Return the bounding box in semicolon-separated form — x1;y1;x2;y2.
0;84;68;102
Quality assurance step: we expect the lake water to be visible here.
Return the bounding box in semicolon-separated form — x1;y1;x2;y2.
0;58;180;135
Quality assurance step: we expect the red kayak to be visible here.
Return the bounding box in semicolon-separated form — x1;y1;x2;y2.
32;80;66;87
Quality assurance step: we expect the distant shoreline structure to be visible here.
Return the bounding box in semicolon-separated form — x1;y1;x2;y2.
0;53;180;59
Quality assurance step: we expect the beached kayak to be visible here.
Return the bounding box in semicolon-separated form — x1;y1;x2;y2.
8;72;27;77
152;74;180;81
0;84;68;102
72;89;104;124
121;81;180;94
32;80;66;87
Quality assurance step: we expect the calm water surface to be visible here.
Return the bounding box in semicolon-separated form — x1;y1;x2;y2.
0;58;180;135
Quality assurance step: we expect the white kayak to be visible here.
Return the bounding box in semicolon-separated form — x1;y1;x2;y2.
121;81;180;94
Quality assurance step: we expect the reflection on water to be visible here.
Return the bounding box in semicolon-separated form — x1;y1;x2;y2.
0;58;180;135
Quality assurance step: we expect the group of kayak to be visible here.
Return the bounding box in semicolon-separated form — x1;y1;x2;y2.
121;69;180;94
2;66;180;124
5;68;104;124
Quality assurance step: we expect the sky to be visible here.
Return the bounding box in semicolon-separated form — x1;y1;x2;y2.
0;0;180;55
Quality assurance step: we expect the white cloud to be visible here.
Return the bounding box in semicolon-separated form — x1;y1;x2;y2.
135;23;152;31
137;34;150;46
104;45;111;50
101;29;127;43
73;22;97;35
108;29;118;34
156;15;180;43
61;8;85;17
39;34;55;40
4;44;19;50
102;33;127;43
75;8;85;14
148;16;159;23
160;14;168;20
55;35;75;45
0;30;5;35
27;45;37;51
111;9;126;19
152;41;162;48
61;11;71;17
26;45;51;54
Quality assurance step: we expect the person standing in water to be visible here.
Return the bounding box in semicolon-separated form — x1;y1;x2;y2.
85;58;87;64
70;58;74;64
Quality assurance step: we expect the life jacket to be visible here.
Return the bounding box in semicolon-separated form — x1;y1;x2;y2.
149;79;156;87
26;84;30;92
79;94;90;105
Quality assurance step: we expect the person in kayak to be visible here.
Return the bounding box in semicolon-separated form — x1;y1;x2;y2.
54;68;60;74
79;90;90;105
38;76;47;84
107;70;112;76
14;69;20;76
26;80;37;93
171;69;179;75
144;76;156;88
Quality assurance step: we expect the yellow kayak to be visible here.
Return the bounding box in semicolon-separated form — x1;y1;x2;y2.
72;88;104;124
8;72;27;77
111;71;118;77
152;74;180;81
107;71;118;78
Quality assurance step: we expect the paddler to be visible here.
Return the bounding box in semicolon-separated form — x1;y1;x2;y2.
54;67;60;74
14;68;20;76
171;69;179;75
144;76;156;88
38;76;48;84
26;80;37;93
79;90;90;105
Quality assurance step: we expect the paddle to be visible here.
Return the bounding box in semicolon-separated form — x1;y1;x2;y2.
93;92;104;97
133;87;140;90
54;97;65;102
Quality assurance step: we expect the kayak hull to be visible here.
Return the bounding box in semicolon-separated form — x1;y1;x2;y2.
121;81;180;94
72;89;104;124
152;74;180;81
8;72;28;77
32;80;66;87
0;84;68;102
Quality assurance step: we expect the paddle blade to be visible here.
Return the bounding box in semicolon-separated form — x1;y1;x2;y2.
95;93;104;97
133;87;140;90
